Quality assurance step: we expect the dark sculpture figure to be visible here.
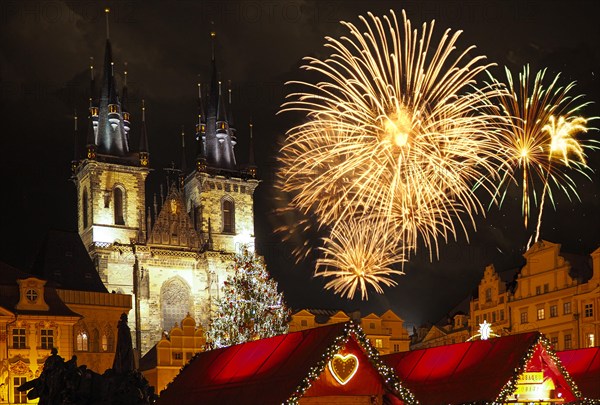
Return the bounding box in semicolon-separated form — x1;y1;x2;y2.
18;313;156;404
113;313;135;374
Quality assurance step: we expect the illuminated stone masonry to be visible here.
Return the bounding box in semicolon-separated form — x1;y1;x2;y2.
72;28;260;357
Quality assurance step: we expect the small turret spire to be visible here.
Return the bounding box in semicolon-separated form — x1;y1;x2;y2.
180;126;187;188
105;7;110;39
248;122;257;178
89;57;95;107
210;28;216;60
180;125;187;173
139;100;150;167
72;109;80;174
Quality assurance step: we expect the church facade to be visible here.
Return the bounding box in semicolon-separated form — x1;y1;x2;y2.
71;31;258;355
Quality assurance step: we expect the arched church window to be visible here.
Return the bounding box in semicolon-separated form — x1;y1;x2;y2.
161;278;191;331
75;330;88;351
222;197;235;234
114;187;125;225
102;325;114;352
82;188;88;228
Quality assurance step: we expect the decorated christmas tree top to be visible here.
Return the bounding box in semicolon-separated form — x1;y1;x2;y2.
207;247;290;348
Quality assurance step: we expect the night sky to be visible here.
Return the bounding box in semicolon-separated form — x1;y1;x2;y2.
1;0;599;329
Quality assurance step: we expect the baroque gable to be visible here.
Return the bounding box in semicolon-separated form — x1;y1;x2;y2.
149;187;200;249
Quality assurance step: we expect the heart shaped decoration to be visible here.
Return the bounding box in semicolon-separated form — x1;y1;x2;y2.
328;353;359;385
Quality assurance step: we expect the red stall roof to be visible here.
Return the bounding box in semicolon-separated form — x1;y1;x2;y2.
558;347;600;400
157;322;415;405
383;332;579;405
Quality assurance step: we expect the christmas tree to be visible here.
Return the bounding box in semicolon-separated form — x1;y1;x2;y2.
207;247;290;348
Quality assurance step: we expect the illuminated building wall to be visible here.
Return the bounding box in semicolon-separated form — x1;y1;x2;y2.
289;309;411;354
139;314;206;396
72;27;259;356
470;241;600;350
0;261;131;405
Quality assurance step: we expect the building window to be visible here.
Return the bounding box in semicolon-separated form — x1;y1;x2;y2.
485;288;492;303
499;310;504;321
300;319;308;327
161;278;191;331
13;377;27;404
370;322;375;329
499;296;504;304
544;283;549;293
25;289;38;303
393;344;400;352
588;334;595;348
584;304;593;318
82;188;89;228
113;187;125;225
564;302;572;315
520;311;528;324
537;308;545;320
102;326;114;352
550;336;559;349
375;339;383;348
535;286;541;295
564;334;572;350
222;198;235;233
41;329;54;350
13;328;26;349
550;305;558;318
173;352;183;360
475;315;480;325
492;312;496;322
76;331;89;351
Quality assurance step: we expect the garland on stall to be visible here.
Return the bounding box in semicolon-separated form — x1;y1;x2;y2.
284;321;417;405
494;333;582;404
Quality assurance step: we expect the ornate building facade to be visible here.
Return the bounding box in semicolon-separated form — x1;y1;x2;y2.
0;231;131;404
410;241;599;351
471;241;600;351
289;309;411;354
71;28;258;355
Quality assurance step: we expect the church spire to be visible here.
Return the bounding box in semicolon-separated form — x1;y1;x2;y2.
71;110;80;174
122;62;131;137
94;7;131;159
139;100;149;167
180;126;187;188
247;122;257;178
193;29;238;172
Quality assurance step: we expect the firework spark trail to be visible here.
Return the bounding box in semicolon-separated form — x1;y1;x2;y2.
533;115;591;243
315;217;406;300
278;10;510;298
490;66;598;242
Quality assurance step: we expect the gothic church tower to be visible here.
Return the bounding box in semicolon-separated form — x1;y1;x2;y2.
184;38;259;255
73;25;150;274
72;23;258;356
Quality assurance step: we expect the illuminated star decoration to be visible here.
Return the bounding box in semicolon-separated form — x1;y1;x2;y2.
468;320;500;341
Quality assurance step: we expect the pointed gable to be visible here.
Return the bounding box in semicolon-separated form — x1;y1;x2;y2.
157;323;416;405
149;187;200;249
384;332;579;404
